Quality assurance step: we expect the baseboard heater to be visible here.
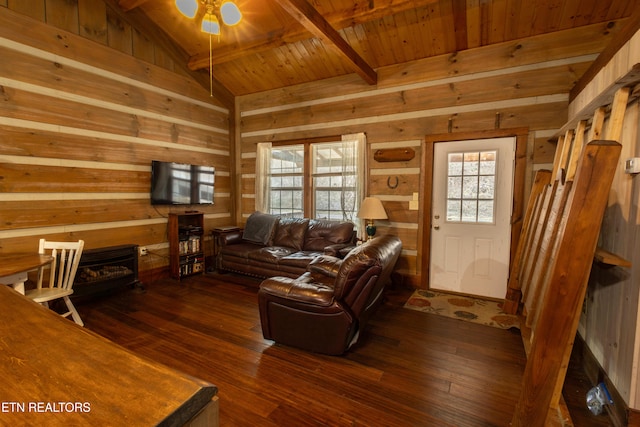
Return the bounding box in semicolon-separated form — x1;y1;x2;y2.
73;244;141;300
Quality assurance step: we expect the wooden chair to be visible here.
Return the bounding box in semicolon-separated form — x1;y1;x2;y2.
25;239;85;326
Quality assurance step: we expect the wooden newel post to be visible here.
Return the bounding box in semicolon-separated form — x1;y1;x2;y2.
511;141;621;426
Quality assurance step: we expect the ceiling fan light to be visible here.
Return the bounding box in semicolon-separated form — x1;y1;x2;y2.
202;14;221;35
175;0;198;19
220;2;242;26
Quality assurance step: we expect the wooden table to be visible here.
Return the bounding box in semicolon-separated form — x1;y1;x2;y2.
0;284;218;426
0;253;54;294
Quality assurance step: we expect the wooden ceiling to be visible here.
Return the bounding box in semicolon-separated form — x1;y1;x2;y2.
116;0;635;97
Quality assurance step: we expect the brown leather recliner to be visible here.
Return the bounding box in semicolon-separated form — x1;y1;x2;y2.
258;234;402;355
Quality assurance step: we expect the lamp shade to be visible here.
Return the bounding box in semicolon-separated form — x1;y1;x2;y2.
202;14;221;34
357;197;388;220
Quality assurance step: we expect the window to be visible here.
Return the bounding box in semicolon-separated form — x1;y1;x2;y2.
256;133;365;222
269;145;304;218
446;150;497;223
312;142;359;220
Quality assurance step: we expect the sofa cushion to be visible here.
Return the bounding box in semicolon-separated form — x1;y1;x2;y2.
280;250;323;269
273;218;309;251
304;220;354;251
308;255;342;279
248;246;297;264
333;246;377;299
243;212;279;245
220;242;264;259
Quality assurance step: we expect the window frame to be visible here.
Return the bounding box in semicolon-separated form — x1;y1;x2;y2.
269;135;351;219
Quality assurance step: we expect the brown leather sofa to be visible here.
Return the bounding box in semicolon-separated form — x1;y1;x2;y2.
218;213;356;280
258;234;402;355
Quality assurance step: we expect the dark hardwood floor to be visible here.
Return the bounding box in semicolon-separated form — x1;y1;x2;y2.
75;273;610;426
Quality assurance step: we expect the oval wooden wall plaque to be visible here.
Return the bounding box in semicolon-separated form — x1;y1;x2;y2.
373;147;415;162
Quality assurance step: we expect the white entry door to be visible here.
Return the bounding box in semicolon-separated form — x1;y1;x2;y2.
429;137;515;299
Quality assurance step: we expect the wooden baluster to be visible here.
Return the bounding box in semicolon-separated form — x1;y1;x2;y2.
512;140;622;427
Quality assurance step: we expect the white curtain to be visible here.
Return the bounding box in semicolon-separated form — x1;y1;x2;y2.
255;142;272;213
342;132;367;237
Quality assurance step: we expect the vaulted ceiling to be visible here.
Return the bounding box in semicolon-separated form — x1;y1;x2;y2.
116;0;635;97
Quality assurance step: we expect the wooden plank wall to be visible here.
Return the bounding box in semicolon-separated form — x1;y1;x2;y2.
0;3;232;279
237;21;625;286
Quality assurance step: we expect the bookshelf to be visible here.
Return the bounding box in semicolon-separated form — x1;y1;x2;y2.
168;212;205;280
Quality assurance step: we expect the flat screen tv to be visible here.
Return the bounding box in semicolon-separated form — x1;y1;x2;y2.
150;160;215;205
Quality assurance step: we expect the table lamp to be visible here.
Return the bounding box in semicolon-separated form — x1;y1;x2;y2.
357;197;388;240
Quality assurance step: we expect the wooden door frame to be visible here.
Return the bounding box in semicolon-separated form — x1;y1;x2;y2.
418;128;529;290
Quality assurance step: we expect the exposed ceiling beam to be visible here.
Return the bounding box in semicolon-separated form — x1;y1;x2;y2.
108;0;235;106
117;0;151;12
189;0;438;71
276;0;376;85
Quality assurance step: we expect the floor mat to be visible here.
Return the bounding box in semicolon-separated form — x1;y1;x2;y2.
404;289;520;329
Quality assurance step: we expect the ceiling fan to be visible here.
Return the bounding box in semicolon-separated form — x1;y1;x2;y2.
175;0;242;35
174;0;242;96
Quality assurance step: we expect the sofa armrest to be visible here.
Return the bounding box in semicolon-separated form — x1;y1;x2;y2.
323;243;355;258
259;276;335;306
219;231;243;246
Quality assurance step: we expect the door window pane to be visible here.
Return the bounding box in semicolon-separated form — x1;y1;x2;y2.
446;150;497;223
448;177;462;198
463;152;479;175
462;176;478;198
478;176;495;199
478;200;494;223
447;199;461;221
461;200;477;222
448;153;463;175
479;151;496;174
